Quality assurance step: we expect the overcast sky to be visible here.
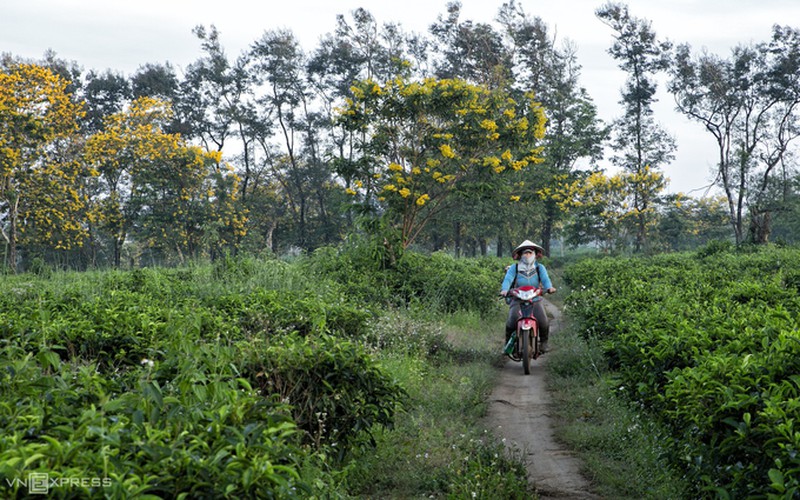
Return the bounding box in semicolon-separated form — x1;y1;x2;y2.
3;0;799;195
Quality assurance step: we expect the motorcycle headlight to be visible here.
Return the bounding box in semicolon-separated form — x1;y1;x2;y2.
517;290;536;300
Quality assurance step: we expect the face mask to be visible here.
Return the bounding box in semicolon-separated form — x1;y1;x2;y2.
521;254;535;265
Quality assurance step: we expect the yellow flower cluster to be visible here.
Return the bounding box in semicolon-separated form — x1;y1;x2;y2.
350;85;365;99
483;156;501;168
480;119;498;132
511;160;528;171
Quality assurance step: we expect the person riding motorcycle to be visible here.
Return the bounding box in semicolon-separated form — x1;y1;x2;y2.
500;240;557;353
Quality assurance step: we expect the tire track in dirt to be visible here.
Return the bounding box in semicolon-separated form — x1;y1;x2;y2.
485;300;600;499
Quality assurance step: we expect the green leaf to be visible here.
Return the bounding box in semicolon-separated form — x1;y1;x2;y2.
769;468;785;492
23;453;45;467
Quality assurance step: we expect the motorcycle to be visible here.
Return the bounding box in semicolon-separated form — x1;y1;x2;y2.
502;286;549;375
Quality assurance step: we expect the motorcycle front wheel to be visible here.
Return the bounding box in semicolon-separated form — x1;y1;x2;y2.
521;328;531;375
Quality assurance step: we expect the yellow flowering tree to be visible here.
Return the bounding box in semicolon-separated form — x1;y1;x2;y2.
84;97;244;266
338;77;546;247
553;167;665;252
0;63;85;272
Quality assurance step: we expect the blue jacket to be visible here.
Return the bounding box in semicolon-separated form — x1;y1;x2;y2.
501;262;553;302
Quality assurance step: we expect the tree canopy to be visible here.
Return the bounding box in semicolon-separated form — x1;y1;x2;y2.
3;3;800;271
339;77;546;247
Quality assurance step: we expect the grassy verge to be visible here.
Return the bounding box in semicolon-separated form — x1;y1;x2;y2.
342;308;534;499
545;273;691;499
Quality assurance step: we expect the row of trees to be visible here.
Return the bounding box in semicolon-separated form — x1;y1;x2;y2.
670;25;800;244
0;64;241;271
2;1;799;271
593;4;800;249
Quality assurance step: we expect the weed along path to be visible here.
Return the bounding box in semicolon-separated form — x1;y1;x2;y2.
486;300;599;499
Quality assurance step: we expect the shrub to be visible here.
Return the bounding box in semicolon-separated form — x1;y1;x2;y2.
563;246;800;496
0;342;310;499
304;246;505;318
242;334;406;459
0;258;407;496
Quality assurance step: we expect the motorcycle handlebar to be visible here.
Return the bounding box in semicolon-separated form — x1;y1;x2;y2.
499;287;556;298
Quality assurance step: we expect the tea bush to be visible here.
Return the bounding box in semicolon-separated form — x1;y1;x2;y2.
304;245;505;317
207;290;370;340
242;333;406;458
0;249;523;498
0;341;308;499
392;253;503;316
0;270;370;373
564;245;800;497
0;259;403;498
359;310;448;357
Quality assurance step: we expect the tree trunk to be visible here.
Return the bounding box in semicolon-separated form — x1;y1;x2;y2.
8;211;18;274
298;197;307;249
454;221;462;258
637;211;647;253
748;209;771;244
7;193;20;273
432;233;444;251
114;236;123;269
541;208;553;257
264;221;276;254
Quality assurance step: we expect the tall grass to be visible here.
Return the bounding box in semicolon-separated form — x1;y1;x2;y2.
343;308;534;499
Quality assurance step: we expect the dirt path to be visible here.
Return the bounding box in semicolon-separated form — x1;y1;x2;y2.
486;300;600;499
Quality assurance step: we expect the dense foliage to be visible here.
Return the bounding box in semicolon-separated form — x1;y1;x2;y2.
0;258;404;498
0;248;528;497
564;244;800;497
303;239;506;318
